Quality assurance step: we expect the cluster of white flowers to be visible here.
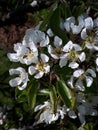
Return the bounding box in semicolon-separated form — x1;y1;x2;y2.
8;13;98;126
8;28;50;90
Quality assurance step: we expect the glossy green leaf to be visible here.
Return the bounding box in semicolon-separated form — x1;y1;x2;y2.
50;86;57;113
28;81;39;110
49;6;67;43
57;80;75;108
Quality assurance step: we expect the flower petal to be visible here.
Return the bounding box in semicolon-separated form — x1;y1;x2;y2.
40;36;49;47
41;53;49;63
71;23;82;34
47;28;54;37
59;56;68;68
28;66;36;75
85;76;93;87
54;36;62;47
68;110;77;119
84;17;93;29
7;53;19;62
73;69;84;78
34;71;44;79
18;82;27;90
75;79;85;91
9;77;21;87
64;17;75;32
68;62;79;69
78;52;86;62
63;41;73;52
86;69;96;78
81;28;88;40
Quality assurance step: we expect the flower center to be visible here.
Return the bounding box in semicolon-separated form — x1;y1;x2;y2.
85;36;93;45
36;62;48;72
23;51;34;59
69;50;78;60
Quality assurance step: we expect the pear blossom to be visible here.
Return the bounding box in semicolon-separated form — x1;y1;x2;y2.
28;53;50;79
59;41;86;68
48;36;64;59
23;28;49;47
9;67;29;90
84;17;93;30
34;101;76;124
7;42;38;65
34;101;59;124
69;68;96;91
64;15;84;34
78;100;98;125
81;28;98;50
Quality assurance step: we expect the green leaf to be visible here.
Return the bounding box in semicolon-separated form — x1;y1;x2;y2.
49;6;67;43
50;86;57;113
15;87;28;103
57;80;75;108
28;80;39;110
84;123;94;130
91;2;98;11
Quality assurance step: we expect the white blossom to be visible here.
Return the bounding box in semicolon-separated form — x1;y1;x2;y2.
28;53;50;79
71;68;96;91
81;28;98;50
48;36;64;59
23;28;49;47
9;67;29;90
59;41;85;68
64;15;84;34
7;42;38;65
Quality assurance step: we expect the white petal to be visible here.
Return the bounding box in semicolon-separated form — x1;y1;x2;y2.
29;41;38;52
78;52;86;62
73;44;82;51
75;79;85;91
67;76;74;89
40;35;49;47
9;77;21;87
34;101;50;112
34;71;44;79
84;17;93;29
18;82;27;90
81;28;88;40
7;53;19;62
86;69;96;78
47;28;54;37
85;43;93;49
64;17;75;32
44;65;50;73
73;69;84;78
28;66;36;75
9;68;20;75
85;76;93;87
78;15;84;28
68;110;77;119
96;58;98;66
48;45;59;59
71;23;82;34
59;56;68;68
41;53;49;63
63;41;73;52
54;36;62;47
68;62;79;69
